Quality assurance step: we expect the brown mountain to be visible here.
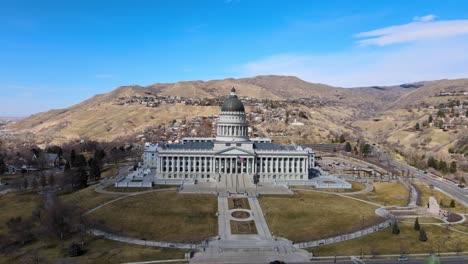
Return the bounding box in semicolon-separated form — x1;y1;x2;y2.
6;75;466;147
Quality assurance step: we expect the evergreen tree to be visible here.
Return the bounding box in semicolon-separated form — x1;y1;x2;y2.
428;115;433;123
94;148;106;163
450;199;456;208
64;161;71;172
339;134;346;143
0;155;6;174
49;174;55;186
414;217;420;231
70;149;76;167
419;228;428;242
40;173;47;188
89;158;101;180
392;221;400;235
31;177;38;190
345;142;352;152
460;177;466;185
438;160;448;173
361;144;371;157
437;109;445;117
427;157;438;169
415;122;420;130
449;161;457;173
22;178;28;190
74;154;87;168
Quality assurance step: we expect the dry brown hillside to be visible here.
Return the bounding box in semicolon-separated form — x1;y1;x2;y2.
7;76;467;171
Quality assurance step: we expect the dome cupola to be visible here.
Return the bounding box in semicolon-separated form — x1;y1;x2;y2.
221;87;245;112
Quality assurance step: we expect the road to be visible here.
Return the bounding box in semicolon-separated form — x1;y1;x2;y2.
388;160;468;207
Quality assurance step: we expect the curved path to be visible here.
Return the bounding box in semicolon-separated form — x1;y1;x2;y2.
85;187;177;215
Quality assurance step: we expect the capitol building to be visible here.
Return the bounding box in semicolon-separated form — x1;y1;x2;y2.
143;88;316;185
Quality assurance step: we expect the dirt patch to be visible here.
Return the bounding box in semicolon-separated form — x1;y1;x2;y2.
230;220;257;234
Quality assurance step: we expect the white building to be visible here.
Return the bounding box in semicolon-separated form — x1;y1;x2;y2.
144;88;315;185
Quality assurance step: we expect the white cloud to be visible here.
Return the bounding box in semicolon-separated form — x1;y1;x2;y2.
355;18;468;46
237;16;468;87
413;14;437;22
238;37;468;87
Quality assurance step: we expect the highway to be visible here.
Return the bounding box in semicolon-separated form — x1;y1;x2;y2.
388;160;468;208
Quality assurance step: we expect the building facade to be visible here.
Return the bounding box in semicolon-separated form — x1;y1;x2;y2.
144;88;315;184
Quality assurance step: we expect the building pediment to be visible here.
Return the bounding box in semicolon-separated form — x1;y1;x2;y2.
215;147;254;156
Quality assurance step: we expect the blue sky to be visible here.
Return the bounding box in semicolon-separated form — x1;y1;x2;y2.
1;0;468;116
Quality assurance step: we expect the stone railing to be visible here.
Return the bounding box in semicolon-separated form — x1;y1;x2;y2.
295;220;392;249
88;229;200;249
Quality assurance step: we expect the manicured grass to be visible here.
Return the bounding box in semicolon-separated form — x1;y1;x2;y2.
0;191;41;234
259;191;383;242
414;181;468;214
228;198;250;210
88;191;217;243
61;185;121;211
311;223;468;256
103;185;178;193
352;182;409;206
0;235;187;264
230;220;257;234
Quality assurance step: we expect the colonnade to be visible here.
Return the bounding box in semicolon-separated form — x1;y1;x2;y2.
217;125;248;137
157;155;309;180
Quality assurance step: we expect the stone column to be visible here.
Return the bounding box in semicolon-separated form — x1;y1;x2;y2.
246;158;249;174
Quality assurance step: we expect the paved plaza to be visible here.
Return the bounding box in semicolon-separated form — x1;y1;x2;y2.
190;194;312;263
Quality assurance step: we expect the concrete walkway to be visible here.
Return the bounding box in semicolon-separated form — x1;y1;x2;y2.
217;196;231;240
248;196;272;239
191;195;311;263
85;188;177;215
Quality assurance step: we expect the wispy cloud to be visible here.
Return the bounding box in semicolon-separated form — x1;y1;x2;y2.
355;16;468;46
413;14;437;22
95;74;114;79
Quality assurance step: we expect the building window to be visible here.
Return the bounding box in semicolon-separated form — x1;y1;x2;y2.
236;143;241;147
226;143;231;146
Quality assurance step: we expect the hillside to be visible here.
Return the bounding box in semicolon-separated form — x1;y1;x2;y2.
6;76;468;173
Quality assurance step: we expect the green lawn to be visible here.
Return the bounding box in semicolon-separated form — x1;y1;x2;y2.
352;182;409;206
88;191;218;243
311;223;468;256
259;191;383;242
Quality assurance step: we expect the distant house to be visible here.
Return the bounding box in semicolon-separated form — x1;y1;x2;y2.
5;164;18;174
32;153;60;168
